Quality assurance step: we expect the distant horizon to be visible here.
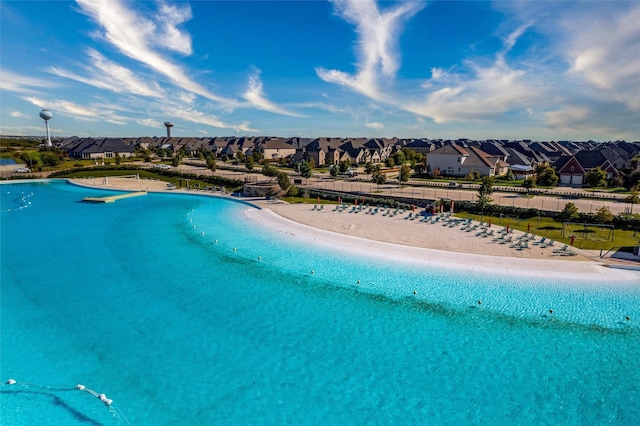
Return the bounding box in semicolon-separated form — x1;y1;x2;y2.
2;1;639;141
3;133;637;144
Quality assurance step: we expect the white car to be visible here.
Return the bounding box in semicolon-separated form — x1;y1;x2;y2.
153;164;171;170
14;167;31;173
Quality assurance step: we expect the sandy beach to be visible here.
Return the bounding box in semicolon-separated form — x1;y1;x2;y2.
67;176;639;281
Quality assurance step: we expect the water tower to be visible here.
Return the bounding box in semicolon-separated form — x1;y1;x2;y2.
164;122;174;137
39;109;53;147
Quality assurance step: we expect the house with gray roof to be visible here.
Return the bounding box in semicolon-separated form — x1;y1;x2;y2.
426;143;507;177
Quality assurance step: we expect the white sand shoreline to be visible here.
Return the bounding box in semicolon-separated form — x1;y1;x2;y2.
61;177;640;283
245;207;639;283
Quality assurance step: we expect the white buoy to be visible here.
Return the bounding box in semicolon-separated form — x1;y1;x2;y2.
6;379;16;385
233;247;237;251
76;384;85;390
258;256;262;260
214;239;218;243
311;270;315;274
201;231;205;236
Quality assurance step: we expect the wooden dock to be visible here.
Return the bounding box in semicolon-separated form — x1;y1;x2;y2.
82;191;147;203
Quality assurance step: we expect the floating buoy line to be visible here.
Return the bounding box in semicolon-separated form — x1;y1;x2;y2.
1;191;34;213
184;209;634;327
2;378;130;425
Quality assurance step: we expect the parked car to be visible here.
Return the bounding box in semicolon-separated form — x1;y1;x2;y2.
153;164;171;170
14;167;31;173
448;181;461;188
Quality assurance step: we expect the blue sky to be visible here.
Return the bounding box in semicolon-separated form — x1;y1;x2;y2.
1;0;639;141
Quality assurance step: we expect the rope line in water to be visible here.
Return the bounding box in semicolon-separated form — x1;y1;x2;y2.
3;378;130;425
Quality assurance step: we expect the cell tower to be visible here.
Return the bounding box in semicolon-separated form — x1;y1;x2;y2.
39;109;53;147
164;122;174;138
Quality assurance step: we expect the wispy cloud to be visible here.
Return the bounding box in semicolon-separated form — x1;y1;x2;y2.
243;69;302;117
48;49;162;98
9;110;29;119
316;0;425;100
563;4;640;111
0;69;58;94
136;118;163;129
23;96;129;125
365;121;384;129
318;0;640;139
75;0;236;106
408;56;544;123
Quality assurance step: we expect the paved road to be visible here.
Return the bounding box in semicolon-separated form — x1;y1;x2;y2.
297;176;633;215
179;163;633;215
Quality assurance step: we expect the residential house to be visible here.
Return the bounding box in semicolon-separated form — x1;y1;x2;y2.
555;150;620;187
426;143;507;177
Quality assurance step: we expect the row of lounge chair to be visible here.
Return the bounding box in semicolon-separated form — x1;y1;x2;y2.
317;203;578;256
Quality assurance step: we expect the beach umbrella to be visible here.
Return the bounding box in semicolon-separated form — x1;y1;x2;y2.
317;196;320;204
361;196;365;204
527;223;531;232
450;199;455;213
570;235;575;246
355;199;358;206
338;197;341;204
488;218;492;227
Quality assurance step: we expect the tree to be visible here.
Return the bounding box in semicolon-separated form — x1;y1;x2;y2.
236;151;245;162
329;165;338;177
338;159;351;174
585;166;607;192
393;151;406;166
41;151;60;166
476;176;494;214
399;164;411;183
299;161;312;179
464;170;480;181
115;152;121;165
205;154;216;171
262;163;277;177
364;162;375;175
522;177;536;193
536;166;558;188
593;206;614;223
245;156;255;171
558;202;579;222
372;168;387;187
171;155;180;167
624;186;640;214
385;157;395;168
276;171;291;191
505;170;515;181
413;153;426;174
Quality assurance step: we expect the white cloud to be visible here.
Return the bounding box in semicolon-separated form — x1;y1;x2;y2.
564;4;640;111
242;69;302;117
0;69;58;94
75;0;236;106
48;49;162;98
154;1;193;55
9;110;29;119
162;104;257;134
365;121;384;129
23;96;129;125
408;58;544;123
317;0;425;100
136;118;163;128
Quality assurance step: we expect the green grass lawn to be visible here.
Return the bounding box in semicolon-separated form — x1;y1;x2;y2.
456;212;638;250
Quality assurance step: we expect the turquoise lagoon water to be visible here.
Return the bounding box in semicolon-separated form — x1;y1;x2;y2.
1;180;639;425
